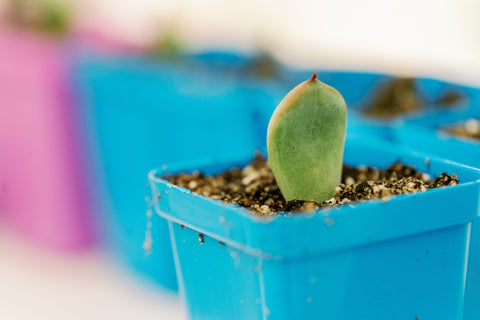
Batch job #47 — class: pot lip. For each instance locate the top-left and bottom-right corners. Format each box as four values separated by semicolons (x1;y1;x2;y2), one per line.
395;110;480;147
148;137;480;258
351;96;473;126
149;139;480;216
149;156;480;222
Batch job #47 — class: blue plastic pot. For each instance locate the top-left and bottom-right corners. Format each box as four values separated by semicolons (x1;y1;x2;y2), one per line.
321;73;478;141
74;54;267;290
391;107;480;320
393;107;480;169
149;136;480;320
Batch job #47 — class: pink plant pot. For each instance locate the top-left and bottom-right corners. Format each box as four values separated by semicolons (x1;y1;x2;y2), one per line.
0;28;95;251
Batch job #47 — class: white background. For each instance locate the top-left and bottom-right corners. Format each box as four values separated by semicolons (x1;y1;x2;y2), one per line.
74;0;480;85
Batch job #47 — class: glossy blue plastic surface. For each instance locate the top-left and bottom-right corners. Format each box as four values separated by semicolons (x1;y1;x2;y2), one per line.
149;136;480;320
392;107;480;320
75;54;266;290
393;108;480;169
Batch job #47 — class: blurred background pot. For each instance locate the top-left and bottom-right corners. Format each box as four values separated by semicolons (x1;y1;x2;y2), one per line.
0;28;95;251
74;52;273;290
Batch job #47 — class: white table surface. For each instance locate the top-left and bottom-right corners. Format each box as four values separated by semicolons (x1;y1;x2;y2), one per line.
0;226;185;320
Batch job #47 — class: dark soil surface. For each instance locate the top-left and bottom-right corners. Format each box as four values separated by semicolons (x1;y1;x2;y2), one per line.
363;78;466;119
165;155;459;216
436;91;465;106
363;78;423;118
442;119;480;141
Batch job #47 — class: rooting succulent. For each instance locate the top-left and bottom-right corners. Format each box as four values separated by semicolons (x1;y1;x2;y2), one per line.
267;71;347;203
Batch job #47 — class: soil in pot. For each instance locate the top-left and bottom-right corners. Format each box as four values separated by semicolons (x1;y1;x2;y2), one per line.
362;78;466;119
442;118;480;141
164;154;459;216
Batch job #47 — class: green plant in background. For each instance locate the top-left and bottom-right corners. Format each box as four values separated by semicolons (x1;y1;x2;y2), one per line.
247;50;281;79
8;0;70;35
267;71;347;203
151;28;185;61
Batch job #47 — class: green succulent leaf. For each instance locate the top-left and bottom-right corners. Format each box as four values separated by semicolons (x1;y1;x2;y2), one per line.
267;71;347;203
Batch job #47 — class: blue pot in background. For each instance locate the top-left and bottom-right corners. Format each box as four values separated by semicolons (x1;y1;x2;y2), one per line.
165;54;480;146
255;69;480;143
392;107;480;169
74;53;268;290
149;136;480;320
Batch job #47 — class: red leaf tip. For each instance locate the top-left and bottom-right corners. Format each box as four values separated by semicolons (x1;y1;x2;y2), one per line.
309;70;317;81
